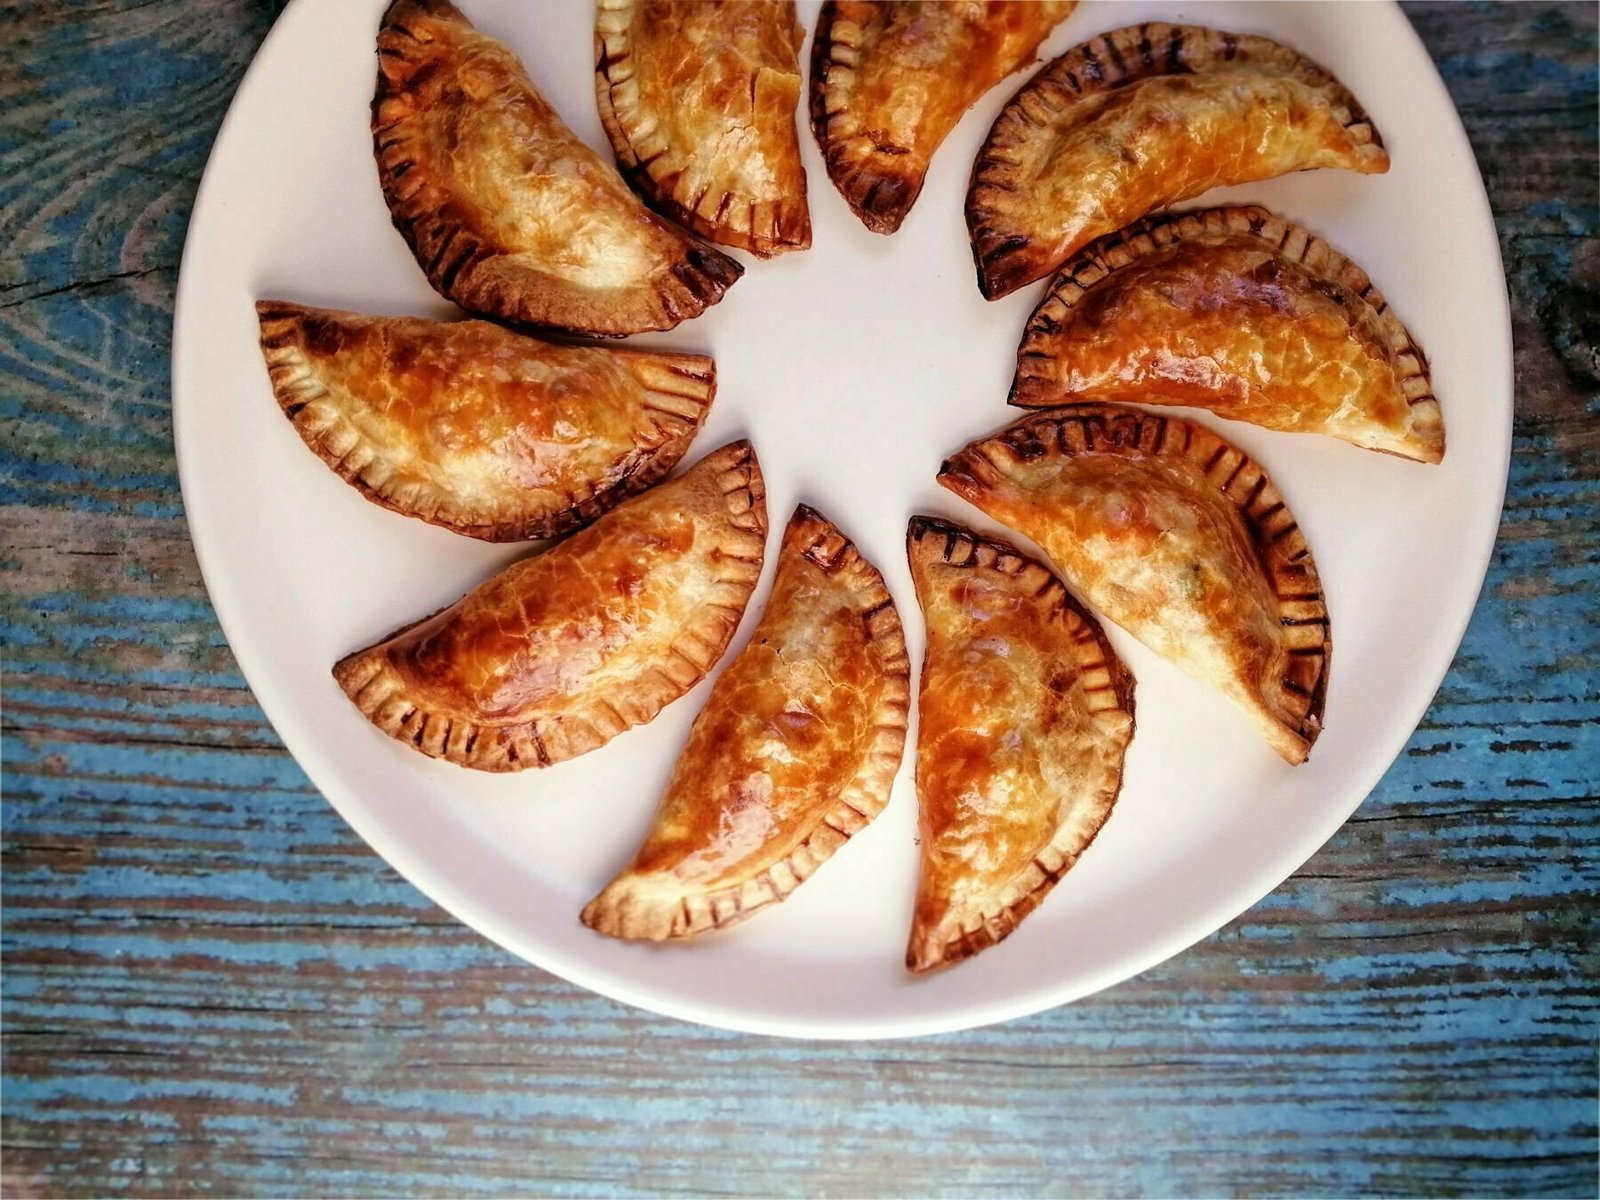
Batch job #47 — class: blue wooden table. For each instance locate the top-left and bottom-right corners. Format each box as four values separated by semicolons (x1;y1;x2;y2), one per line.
3;2;1596;1195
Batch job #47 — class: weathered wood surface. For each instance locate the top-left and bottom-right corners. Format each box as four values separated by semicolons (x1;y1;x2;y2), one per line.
1;0;1596;1195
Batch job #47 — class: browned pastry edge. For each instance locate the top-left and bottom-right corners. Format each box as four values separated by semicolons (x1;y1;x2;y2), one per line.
595;0;811;257
937;405;1329;763
255;300;716;541
372;0;742;337
1008;205;1444;464
966;22;1390;300
807;0;920;235
331;440;768;772
580;503;911;940
905;515;1135;972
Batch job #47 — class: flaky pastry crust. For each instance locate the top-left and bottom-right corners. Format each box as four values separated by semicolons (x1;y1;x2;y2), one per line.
596;0;811;257
1011;207;1443;463
334;441;767;771
940;406;1330;764
906;517;1134;972
257;300;715;540
373;0;741;336
967;22;1389;299
583;505;909;940
810;1;1076;234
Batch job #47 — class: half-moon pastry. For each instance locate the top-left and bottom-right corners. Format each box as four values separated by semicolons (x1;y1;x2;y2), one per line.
596;0;811;257
906;517;1134;973
257;300;716;540
967;22;1389;299
810;1;1077;235
939;406;1329;764
334;441;766;771
583;505;909;940
373;0;741;336
1010;207;1443;463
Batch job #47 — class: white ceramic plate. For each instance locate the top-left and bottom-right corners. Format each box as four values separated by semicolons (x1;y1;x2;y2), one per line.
174;0;1510;1038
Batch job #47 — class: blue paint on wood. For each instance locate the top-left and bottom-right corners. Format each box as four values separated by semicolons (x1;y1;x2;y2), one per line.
2;0;1596;1195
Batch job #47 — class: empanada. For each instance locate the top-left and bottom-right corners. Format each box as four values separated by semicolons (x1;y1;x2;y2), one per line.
1010;207;1443;463
967;22;1389;299
257;300;715;540
374;0;741;337
940;406;1329;764
596;0;811;257
906;517;1134;972
810;1;1077;234
334;441;766;771
583;505;909;940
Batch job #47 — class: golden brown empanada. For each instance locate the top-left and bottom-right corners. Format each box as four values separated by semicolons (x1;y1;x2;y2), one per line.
967;23;1389;299
583;505;909;940
810;1;1077;235
940;406;1329;764
373;0;741;336
1010;207;1443;463
596;0;811;257
906;517;1134;972
256;300;716;541
334;441;766;771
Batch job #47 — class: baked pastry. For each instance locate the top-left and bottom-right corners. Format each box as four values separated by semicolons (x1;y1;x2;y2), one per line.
334;441;766;771
596;0;811;257
967;22;1389;299
906;517;1134;972
373;0;741;336
1010;207;1443;463
256;300;716;540
583;505;909;940
810;1;1076;234
940;406;1329;764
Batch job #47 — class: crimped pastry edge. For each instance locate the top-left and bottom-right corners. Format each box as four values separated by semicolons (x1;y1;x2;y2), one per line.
939;405;1330;764
581;502;911;940
256;300;716;540
332;440;768;772
595;0;811;257
1009;205;1444;464
373;0;741;337
904;515;1135;972
965;21;1390;299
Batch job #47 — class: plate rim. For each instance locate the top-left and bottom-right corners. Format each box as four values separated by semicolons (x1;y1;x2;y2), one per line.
172;0;1513;1040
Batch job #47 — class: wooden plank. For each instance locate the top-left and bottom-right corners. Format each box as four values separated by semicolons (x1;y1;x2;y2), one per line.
2;1;1596;1196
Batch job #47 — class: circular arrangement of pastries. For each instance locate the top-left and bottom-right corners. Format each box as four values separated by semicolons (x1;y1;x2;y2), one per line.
260;0;1438;974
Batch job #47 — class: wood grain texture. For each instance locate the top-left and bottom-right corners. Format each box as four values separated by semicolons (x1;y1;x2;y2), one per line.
2;1;1596;1196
